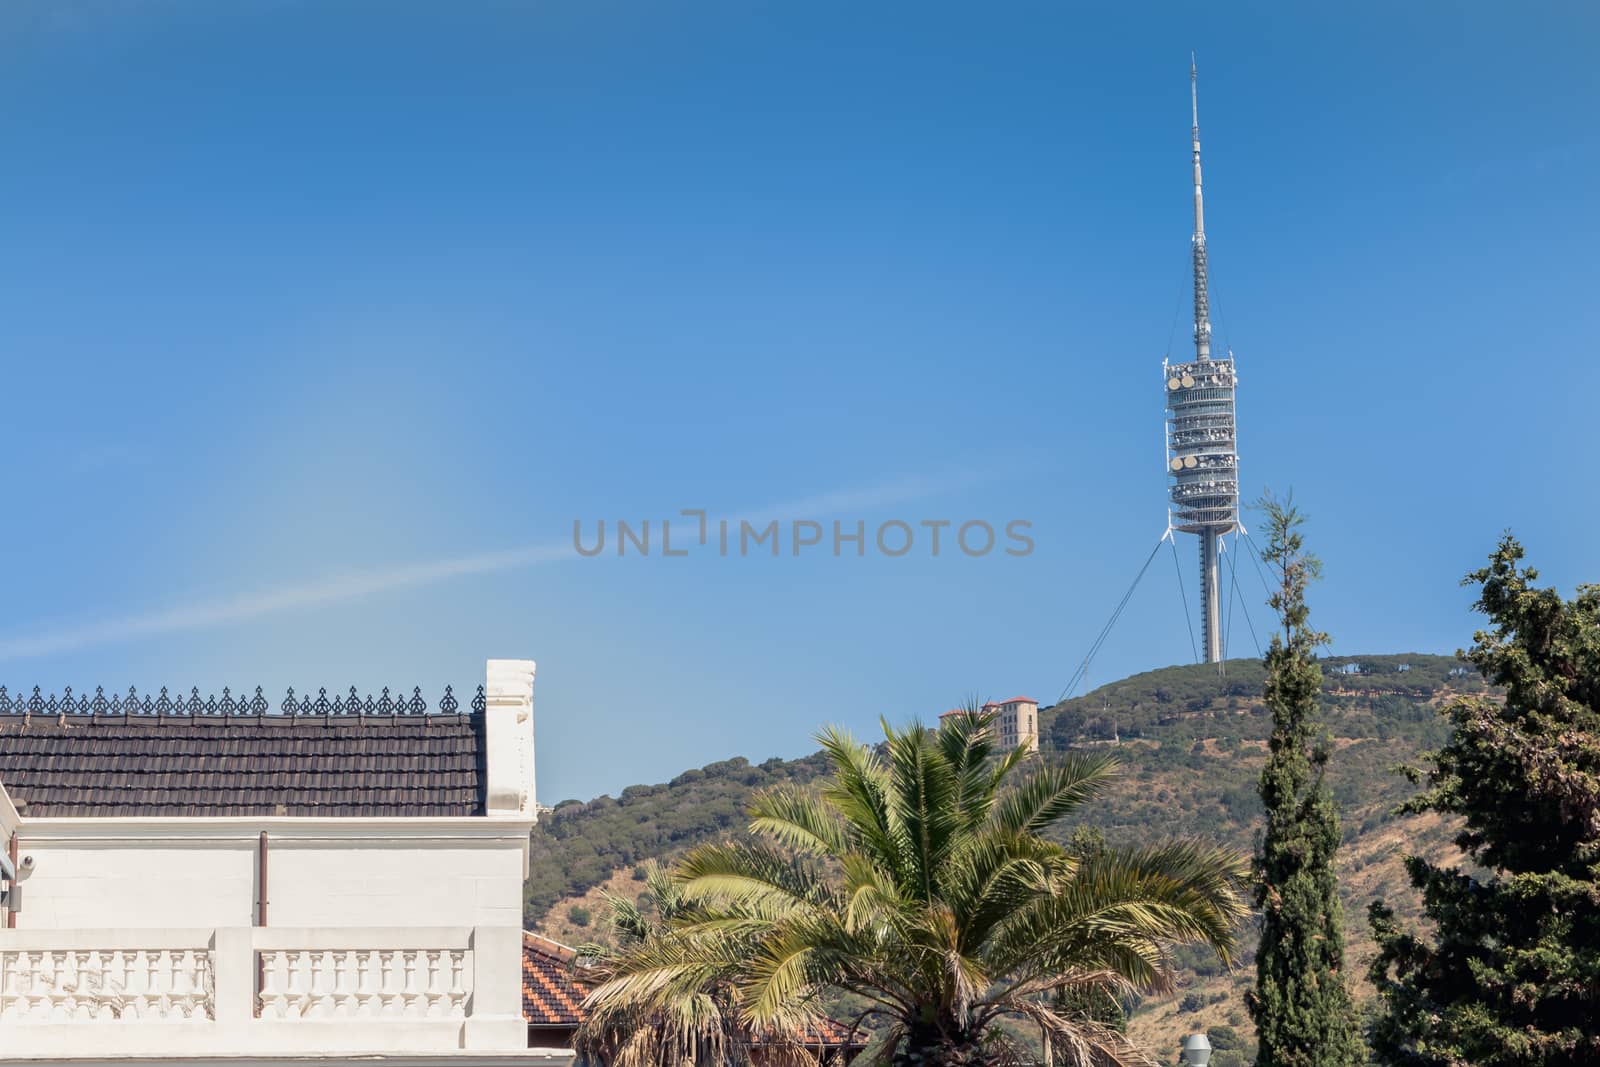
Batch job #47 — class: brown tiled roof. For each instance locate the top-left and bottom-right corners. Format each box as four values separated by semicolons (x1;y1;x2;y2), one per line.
0;712;486;817
523;932;591;1026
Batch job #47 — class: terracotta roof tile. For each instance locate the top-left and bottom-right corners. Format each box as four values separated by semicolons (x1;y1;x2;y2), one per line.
754;1016;870;1050
523;932;592;1026
792;1016;869;1048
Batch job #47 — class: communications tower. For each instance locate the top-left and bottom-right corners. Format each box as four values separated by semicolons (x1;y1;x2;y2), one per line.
1164;59;1239;663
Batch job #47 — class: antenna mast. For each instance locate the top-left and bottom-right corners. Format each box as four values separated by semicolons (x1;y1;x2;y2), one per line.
1191;55;1211;362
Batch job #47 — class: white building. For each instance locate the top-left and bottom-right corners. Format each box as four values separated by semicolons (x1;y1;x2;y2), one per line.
939;696;1040;754
986;696;1040;753
0;659;571;1067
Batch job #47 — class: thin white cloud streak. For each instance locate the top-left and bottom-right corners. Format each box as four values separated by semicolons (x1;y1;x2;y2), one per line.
0;543;574;661
0;475;971;661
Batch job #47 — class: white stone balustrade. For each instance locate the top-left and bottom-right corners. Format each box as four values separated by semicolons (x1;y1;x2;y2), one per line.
0;926;537;1059
255;932;471;1019
0;938;214;1021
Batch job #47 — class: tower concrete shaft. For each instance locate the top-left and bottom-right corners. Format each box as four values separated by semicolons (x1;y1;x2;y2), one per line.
1200;529;1222;663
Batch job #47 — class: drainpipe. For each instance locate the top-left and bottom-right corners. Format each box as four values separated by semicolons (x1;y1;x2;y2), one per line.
255;831;268;1016
6;831;17;928
256;832;268;926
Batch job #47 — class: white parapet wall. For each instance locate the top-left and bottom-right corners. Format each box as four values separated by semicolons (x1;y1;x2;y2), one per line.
0;825;541;1057
10;817;531;931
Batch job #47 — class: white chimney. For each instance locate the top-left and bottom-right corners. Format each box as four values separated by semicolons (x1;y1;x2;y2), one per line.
483;659;537;818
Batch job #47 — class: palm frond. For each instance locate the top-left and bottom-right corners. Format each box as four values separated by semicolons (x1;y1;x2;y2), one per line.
1001;994;1160;1067
986;838;1249;987
600;887;655;944
884;717;966;902
934;707;1013;829
1074;839;1251;963
644;859;688;921
677;840;832;915
838;851;914;936
741;920;826;1021
749;785;852;857
992;752;1120;837
942;829;1070;949
814;725;909;880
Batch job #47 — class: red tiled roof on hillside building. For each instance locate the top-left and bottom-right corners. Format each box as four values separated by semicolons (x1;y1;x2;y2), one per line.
771;1015;868;1049
523;932;592;1026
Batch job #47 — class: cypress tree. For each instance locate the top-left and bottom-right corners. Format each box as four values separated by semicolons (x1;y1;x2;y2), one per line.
1368;537;1600;1065
1247;498;1364;1067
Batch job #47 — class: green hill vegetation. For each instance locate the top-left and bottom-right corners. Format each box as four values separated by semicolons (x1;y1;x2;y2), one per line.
524;751;836;928
524;652;1487;1050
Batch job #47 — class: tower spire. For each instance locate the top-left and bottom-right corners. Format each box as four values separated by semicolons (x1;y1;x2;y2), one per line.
1191;55;1212;361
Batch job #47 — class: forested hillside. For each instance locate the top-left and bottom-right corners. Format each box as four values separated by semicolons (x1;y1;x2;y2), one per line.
523;751;836;927
524;652;1487;1052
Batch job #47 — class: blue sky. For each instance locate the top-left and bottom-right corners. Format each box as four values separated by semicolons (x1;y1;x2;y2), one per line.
0;2;1596;800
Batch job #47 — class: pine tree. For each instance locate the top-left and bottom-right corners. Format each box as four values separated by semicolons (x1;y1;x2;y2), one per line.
1368;536;1600;1065
1246;498;1364;1067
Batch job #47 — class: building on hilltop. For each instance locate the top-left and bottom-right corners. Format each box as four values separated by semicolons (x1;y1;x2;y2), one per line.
0;659;567;1066
987;696;1040;753
939;696;1040;754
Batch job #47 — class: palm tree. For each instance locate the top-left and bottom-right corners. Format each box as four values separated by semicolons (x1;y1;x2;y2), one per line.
584;711;1250;1066
577;861;767;1066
